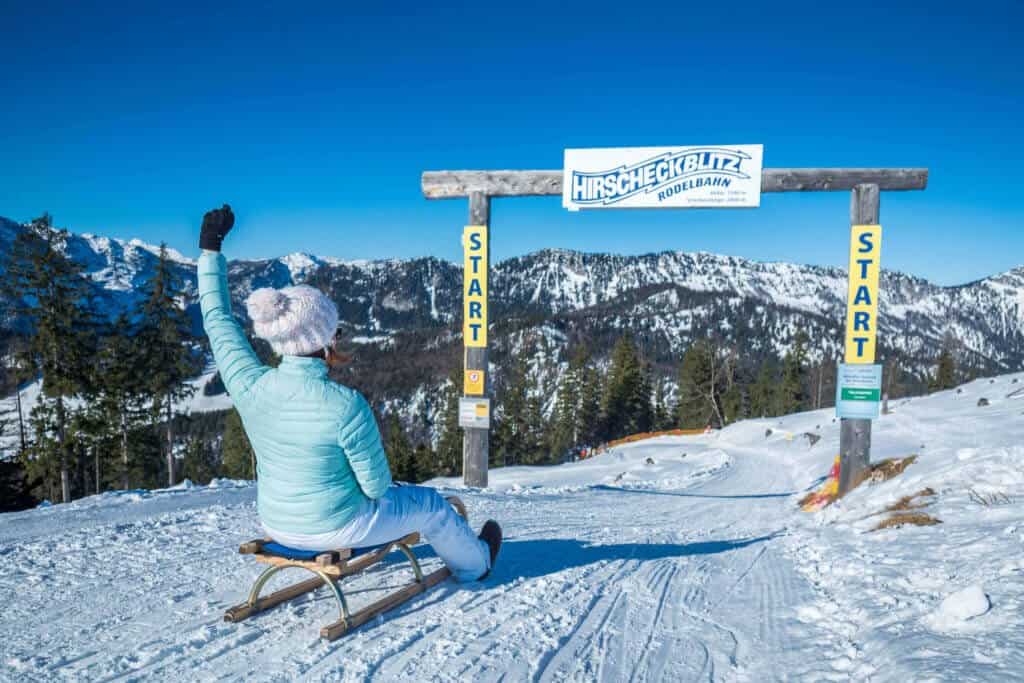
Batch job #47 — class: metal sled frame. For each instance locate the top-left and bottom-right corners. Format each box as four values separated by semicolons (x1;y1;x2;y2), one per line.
224;496;467;641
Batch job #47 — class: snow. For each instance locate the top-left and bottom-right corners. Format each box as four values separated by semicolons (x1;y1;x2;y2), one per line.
179;363;235;414
926;585;991;630
127;239;195;266
350;335;394;346
279;252;322;281
2;373;1024;680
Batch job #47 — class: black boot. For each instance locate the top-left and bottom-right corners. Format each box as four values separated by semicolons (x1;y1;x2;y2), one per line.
477;520;502;580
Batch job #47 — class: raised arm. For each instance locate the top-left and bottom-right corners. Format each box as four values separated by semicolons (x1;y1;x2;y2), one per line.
338;392;393;499
197;205;267;404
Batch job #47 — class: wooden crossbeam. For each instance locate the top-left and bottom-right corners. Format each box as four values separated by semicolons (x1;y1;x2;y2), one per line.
422;168;928;198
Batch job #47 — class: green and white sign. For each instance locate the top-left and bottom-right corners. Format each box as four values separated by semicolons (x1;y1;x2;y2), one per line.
835;363;883;419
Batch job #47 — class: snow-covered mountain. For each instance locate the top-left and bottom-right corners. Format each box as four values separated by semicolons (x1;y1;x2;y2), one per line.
2;216;1021;376
0;216;197;312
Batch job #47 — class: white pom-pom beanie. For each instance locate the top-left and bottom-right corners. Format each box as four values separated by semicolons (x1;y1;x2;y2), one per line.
245;285;339;357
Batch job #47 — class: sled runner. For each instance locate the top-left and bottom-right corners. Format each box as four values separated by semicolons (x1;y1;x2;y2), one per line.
224;496;468;640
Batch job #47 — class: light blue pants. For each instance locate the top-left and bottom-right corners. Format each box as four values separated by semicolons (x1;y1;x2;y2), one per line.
265;485;490;582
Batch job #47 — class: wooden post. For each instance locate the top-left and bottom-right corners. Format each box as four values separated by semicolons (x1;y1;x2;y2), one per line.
838;183;880;496
464;192;490;488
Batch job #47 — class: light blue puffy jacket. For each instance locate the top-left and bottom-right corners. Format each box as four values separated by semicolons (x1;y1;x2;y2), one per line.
198;251;392;535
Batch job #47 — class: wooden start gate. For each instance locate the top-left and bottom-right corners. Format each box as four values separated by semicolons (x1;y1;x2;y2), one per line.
421;166;928;495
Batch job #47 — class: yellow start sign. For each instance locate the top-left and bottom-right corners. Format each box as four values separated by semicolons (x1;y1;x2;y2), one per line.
464;368;485;396
844;224;882;364
463;225;488;347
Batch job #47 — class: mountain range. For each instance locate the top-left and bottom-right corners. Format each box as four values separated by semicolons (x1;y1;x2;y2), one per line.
2;215;1022;432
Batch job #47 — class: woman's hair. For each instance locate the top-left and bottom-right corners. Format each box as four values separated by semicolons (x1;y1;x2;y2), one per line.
299;347;354;366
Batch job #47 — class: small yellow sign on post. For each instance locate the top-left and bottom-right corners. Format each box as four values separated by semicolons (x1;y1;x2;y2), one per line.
464;368;485;396
844;224;882;364
463;225;488;348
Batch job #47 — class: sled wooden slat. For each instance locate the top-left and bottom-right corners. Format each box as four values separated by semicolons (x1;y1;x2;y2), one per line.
238;539;269;554
320;566;452;641
350;532;419;566
247;552;348;577
224;574;329;622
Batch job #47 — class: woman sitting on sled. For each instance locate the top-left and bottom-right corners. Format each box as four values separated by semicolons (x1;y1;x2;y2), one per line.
197;204;501;583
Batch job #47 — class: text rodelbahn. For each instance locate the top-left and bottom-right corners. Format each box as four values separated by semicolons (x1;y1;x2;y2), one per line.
570;148;754;205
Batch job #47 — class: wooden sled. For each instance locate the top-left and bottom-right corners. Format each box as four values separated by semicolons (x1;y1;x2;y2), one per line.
224;496;467;641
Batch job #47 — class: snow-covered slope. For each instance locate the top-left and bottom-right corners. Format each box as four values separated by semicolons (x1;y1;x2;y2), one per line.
2;373;1022;681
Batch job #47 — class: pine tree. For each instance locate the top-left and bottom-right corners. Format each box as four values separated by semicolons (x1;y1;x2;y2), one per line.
410;402;434;455
601;334;652;440
750;361;777;417
413;442;437;480
0;459;35;512
931;334;957;392
68;402;106;495
383;412;417;482
3;215;98;502
1;338;31;455
717;346;744;426
182;437;218;485
221;408;256;479
137;244;196;486
489;412;510;468
652;378;672;430
675;339;722;429
635;361;654;433
434;369;462;476
494;353;531;466
721;383;744;425
550;351;586;458
23;399;62;502
777;331;809;415
91;314;150;489
522;393;547;464
0;405;8;456
576;365;603;447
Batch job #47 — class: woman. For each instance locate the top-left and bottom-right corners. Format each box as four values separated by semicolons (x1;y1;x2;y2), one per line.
197;204;501;582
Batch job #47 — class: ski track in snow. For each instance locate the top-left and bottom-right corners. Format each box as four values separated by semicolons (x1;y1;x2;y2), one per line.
3;374;1024;681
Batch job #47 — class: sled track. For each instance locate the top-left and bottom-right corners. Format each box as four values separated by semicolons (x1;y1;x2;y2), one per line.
1;437;825;681
8;377;1024;681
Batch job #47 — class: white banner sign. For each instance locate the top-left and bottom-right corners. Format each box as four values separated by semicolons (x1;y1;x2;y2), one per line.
563;145;763;210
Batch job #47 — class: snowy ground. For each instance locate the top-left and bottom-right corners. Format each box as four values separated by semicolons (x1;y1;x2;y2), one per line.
2;373;1023;682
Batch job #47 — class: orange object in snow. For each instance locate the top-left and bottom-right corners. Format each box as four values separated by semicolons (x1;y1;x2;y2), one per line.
801;456;841;512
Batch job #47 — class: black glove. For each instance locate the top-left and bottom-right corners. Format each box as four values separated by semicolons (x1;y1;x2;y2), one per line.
199;204;235;251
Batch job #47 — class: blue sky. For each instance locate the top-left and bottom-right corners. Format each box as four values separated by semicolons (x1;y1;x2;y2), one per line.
2;1;1021;285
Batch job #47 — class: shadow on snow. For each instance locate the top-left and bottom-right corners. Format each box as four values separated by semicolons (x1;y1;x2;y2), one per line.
496;533;778;582
590;484;796;500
